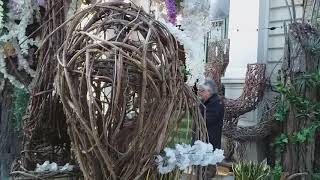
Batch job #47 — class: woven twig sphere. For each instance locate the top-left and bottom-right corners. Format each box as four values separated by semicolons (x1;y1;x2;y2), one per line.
56;2;206;179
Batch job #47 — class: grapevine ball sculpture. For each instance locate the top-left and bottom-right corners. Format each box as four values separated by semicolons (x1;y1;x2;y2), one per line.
55;2;206;179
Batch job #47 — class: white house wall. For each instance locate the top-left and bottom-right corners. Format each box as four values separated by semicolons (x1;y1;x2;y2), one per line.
267;0;304;83
222;0;260;128
221;0;304;161
224;0;260;80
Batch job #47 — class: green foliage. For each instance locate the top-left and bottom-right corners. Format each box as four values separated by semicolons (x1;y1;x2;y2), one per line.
12;87;29;130
272;27;320;177
274;100;288;122
315;164;320;173
313;174;320;180
304;35;320;54
273;73;320;151
269;161;282;180
180;65;191;80
166;113;192;147
175;0;183;11
181;65;191;76
296;70;320;89
272;68;320;178
275;83;289;95
272;133;288;153
233;160;270;180
292;125;318;144
312;70;320;86
314;164;320;180
314;166;320;179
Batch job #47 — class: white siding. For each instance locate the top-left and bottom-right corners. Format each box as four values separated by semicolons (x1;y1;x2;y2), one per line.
270;0;303;8
225;0;260;79
267;0;303;82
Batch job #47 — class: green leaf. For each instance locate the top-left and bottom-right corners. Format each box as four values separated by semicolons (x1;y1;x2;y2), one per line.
296;132;307;143
274;112;285;122
282;138;288;143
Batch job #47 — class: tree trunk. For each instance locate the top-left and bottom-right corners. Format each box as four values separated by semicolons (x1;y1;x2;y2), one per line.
282;23;318;180
315;130;320;173
283;107;314;180
0;82;22;179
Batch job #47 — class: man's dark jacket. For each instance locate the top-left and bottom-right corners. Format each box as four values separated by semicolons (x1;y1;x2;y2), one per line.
200;94;224;149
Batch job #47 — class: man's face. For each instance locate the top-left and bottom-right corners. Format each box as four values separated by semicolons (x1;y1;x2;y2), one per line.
198;87;211;101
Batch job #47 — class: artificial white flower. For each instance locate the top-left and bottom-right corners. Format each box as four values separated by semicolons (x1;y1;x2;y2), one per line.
35;161;75;172
35;161;50;172
156;155;176;174
157;161;176;174
164;147;177;164
161;0;221;85
48;162;58;171
160;19;206;85
189;140;208;165
210;149;225;164
60;163;74;172
175;144;191;170
156;141;224;174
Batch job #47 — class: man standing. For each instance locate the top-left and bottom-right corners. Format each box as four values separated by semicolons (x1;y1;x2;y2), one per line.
198;79;224;149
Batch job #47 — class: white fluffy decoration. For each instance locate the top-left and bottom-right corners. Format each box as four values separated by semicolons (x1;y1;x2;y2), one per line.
35;161;74;172
160;0;219;85
180;0;213;39
0;51;25;89
0;0;4;31
0;0;39;79
0;0;40;87
156;140;224;174
160;19;205;85
4;0;39;54
13;40;36;77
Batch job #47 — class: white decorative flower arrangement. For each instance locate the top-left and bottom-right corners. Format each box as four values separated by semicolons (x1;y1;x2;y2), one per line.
155;140;224;174
35;161;74;172
159;19;204;85
0;0;41;89
180;0;213;39
0;0;82;89
0;0;4;31
161;0;218;85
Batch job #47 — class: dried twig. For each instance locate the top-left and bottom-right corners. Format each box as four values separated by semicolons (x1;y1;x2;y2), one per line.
286;172;308;180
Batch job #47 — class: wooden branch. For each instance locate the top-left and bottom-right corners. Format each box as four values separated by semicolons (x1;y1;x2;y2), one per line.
286;172;308;180
11;171;45;180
